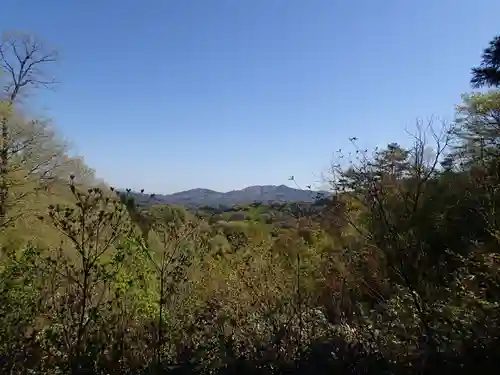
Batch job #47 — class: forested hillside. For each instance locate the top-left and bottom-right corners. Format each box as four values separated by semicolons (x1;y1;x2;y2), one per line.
130;184;326;208
1;31;500;375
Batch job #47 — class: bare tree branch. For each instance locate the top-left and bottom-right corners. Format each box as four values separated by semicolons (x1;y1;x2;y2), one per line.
0;31;58;103
0;32;58;226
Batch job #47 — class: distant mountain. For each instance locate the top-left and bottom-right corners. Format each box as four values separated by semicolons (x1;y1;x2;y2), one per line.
129;185;329;208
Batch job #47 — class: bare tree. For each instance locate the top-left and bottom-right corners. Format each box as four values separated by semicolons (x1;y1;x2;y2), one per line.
0;32;57;102
0;32;58;225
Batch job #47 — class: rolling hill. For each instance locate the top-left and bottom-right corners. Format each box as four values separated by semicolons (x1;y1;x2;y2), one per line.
129;185;329;208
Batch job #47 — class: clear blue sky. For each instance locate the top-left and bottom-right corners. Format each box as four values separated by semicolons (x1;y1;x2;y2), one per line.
1;0;499;193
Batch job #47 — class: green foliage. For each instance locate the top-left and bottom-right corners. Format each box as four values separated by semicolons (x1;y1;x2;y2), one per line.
453;91;500;167
2;30;500;375
471;35;500;88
